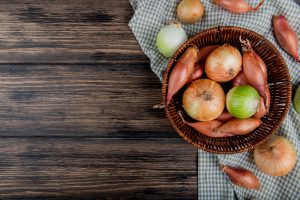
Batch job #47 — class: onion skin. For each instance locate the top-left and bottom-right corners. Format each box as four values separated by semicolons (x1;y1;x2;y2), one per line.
213;0;265;13
167;46;198;105
217;118;261;135
254;136;297;176
240;38;268;81
197;45;220;62
253;51;268;82
216;111;234;122
177;0;205;24
221;165;260;190
242;51;267;99
253;96;267;118
156;23;188;58
178;111;230;137
205;45;242;82
182;79;225;121
232;71;248;87
273;15;299;61
188;62;204;82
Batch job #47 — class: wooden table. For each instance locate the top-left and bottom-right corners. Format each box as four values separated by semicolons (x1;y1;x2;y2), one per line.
0;0;197;199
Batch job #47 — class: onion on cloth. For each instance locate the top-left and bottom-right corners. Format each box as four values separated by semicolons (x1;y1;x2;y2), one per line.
254;136;297;176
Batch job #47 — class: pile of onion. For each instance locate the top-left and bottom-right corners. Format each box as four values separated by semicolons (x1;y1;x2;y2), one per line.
166;44;266;139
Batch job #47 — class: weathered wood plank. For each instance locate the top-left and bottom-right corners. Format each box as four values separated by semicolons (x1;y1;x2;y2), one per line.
0;138;197;200
0;0;145;64
0;64;174;138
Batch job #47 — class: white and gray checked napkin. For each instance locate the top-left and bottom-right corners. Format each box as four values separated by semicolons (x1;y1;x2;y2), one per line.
128;0;300;199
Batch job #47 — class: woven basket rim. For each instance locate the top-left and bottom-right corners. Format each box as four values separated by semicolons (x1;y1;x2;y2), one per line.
162;26;292;154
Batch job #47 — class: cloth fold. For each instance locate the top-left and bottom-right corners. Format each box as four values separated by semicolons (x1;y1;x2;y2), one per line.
129;0;300;199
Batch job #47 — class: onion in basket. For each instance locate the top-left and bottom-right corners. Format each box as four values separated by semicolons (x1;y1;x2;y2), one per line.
182;79;225;121
205;45;242;82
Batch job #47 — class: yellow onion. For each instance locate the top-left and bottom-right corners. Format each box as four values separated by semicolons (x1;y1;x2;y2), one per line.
177;0;205;24
182;79;225;121
254;136;297;176
205;45;242;82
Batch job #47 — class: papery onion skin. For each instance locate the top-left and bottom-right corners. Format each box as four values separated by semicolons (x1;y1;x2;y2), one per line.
205;45;242;82
217;118;261;135
221;165;260;190
177;0;205;24
156;23;188;58
213;0;265;13
182;79;225;121
273;15;299;61
240;38;268;81
216;111;234;122
188;62;204;83
197;45;220;62
167;46;198;105
254;136;297;176
232;71;248;87
253;51;268;82
226;85;260;119
178;111;230;137
242;50;268;100
253;96;267;118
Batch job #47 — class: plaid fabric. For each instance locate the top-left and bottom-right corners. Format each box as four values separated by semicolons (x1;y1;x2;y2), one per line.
128;0;300;199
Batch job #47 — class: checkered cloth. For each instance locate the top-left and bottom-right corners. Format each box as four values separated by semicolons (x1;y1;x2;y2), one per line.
128;0;300;199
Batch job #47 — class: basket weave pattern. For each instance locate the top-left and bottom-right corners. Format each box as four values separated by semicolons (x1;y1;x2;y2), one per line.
162;26;292;154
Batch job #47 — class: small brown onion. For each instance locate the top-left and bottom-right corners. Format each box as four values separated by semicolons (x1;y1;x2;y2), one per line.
205;45;242;82
221;164;260;190
188;62;204;82
273;15;299;61
213;0;265;13
178;111;230;137
217;118;261;135
232;71;248;87
216;111;234;122
182;79;225;121
254;136;297;176
166;46;198;105
197;45;220;62
177;0;205;24
253;96;267;118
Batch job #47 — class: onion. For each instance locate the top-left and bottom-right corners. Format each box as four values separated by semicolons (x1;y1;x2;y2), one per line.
177;0;205;24
217;118;261;135
221;165;260;190
205;45;242;82
240;38;268;81
197;45;220;62
188;62;204;83
216;111;234;122
232;71;248;87
166;46;198;105
273;15;299;61
294;85;300;114
178;111;229;137
156;23;188;58
182;79;225;121
213;0;265;13
254;136;297;176
226;85;260;119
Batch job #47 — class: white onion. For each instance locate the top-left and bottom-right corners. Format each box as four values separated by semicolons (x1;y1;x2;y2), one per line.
156;23;188;58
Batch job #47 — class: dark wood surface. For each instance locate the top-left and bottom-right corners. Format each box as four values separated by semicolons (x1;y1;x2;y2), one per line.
0;1;197;199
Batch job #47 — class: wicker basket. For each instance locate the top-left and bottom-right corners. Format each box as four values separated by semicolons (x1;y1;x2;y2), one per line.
162;26;292;154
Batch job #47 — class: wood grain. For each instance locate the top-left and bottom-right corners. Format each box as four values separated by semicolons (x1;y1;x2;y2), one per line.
0;138;197;200
0;0;197;199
